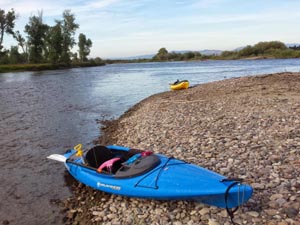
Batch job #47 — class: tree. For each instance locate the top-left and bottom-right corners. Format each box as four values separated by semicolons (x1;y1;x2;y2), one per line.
46;21;63;64
9;45;24;64
238;45;254;57
168;52;180;61
159;47;168;54
13;30;26;54
0;49;9;64
252;41;286;55
153;47;169;61
78;33;92;62
0;8;16;52
25;11;49;63
60;10;79;64
183;51;195;60
94;57;103;64
71;52;79;63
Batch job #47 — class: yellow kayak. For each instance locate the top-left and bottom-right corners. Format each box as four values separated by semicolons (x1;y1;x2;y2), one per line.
170;80;189;90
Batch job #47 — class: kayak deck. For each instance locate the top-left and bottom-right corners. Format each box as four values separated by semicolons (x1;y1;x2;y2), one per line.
60;145;253;209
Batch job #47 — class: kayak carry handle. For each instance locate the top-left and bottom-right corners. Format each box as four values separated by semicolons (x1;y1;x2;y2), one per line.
221;178;244;182
74;144;83;157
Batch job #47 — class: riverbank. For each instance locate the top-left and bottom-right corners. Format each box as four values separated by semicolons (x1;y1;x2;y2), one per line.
63;72;300;225
0;61;105;73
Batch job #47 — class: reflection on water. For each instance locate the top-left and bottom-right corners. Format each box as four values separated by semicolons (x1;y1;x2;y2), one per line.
1;59;300;224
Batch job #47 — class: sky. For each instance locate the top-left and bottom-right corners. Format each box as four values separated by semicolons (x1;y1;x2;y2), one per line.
2;0;300;58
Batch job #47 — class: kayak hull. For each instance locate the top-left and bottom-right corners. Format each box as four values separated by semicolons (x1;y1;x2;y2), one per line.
62;146;253;208
170;80;189;90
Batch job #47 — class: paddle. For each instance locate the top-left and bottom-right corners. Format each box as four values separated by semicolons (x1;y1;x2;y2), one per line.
47;144;84;163
47;154;67;162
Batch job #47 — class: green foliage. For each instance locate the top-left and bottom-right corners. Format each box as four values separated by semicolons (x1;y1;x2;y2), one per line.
46;22;63;64
0;60;105;73
21;9;80;65
93;57;103;64
152;48;204;61
0;8;104;70
60;10;79;64
152;47;169;61
0;63;62;73
25;11;49;63
238;45;254;57
0;8;16;52
265;48;300;58
150;41;300;63
78;33;92;62
13;31;26;55
9;46;24;64
0;50;9;64
218;41;298;60
252;41;286;55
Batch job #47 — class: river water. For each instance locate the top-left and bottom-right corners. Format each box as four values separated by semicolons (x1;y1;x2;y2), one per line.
1;59;300;224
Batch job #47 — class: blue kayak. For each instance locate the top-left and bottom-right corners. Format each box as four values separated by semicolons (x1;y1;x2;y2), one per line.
48;145;253;209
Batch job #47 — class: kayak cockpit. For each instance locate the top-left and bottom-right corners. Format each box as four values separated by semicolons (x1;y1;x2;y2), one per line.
66;145;161;178
85;145;124;173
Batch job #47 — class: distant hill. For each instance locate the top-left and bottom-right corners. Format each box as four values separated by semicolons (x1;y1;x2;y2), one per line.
165;49;222;56
286;43;300;48
124;54;154;60
199;49;222;56
233;46;246;51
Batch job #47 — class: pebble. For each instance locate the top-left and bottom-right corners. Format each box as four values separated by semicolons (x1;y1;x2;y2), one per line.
208;219;220;225
265;209;279;216
199;208;210;216
92;211;103;216
173;221;183;225
282;207;299;218
2;220;9;225
277;222;288;225
247;211;259;217
251;183;265;190
270;194;283;201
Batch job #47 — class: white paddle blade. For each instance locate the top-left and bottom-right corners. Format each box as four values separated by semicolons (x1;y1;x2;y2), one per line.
47;154;67;162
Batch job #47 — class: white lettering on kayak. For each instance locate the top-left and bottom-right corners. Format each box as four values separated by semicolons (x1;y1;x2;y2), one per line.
97;182;121;191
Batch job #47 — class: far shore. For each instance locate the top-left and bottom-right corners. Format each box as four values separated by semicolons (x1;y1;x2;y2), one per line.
1;56;299;73
0;62;105;73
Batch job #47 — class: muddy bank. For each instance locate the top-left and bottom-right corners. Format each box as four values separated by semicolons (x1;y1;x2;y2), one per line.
64;72;300;225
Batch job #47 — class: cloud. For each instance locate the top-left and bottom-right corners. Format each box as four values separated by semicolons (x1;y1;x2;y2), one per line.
84;0;119;9
193;0;227;8
3;0;300;58
2;0;61;16
2;0;120;18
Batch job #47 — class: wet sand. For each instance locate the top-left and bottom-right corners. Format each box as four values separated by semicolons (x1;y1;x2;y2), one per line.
64;72;300;224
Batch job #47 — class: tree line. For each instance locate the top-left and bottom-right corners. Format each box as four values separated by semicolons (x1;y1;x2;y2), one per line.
0;8;101;66
150;41;300;62
220;41;300;59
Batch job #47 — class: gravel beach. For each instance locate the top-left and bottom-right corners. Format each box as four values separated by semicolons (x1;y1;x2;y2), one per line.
63;72;300;225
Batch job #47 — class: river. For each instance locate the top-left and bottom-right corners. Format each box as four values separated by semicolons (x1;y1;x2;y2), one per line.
1;59;300;225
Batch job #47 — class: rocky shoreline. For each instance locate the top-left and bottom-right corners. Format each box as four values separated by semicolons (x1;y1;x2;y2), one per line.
63;72;300;225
